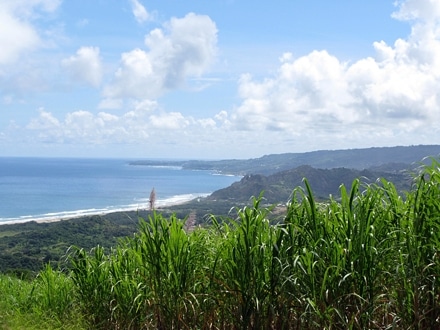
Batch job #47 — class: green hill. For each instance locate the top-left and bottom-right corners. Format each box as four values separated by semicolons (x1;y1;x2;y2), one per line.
208;165;412;203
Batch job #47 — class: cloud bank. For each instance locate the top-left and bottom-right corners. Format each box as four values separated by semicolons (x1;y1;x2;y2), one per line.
3;0;440;158
225;0;440;151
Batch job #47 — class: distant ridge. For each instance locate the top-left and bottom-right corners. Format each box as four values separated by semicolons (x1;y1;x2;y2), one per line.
254;144;440;170
131;145;440;175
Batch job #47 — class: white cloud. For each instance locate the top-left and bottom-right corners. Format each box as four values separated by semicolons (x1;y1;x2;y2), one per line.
103;13;217;99
24;101;186;145
62;47;103;87
130;0;152;23
7;0;440;158
16;100;277;158
20;0;440;158
27;108;60;130
132;99;158;113
392;0;440;23
231;50;355;132
98;98;123;110
150;112;189;130
0;10;39;64
0;0;61;64
216;0;440;151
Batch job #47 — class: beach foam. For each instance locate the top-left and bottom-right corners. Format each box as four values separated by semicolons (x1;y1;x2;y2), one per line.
0;193;209;226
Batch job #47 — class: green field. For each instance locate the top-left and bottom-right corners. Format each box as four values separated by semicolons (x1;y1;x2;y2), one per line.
1;161;439;329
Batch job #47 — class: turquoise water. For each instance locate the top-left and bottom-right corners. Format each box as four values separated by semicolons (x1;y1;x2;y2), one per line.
0;158;240;223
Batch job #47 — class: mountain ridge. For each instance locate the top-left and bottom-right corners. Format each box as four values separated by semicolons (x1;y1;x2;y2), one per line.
130;145;440;175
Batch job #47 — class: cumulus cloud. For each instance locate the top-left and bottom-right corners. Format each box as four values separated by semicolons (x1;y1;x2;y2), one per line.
392;0;440;23
26;108;135;144
9;0;440;158
150;112;189;130
27;108;60;130
0;0;60;64
0;9;39;64
24;100;197;145
231;50;355;132
220;0;440;151
62;47;103;87
130;0;152;23
17;97;251;158
19;99;262;158
103;13;217;99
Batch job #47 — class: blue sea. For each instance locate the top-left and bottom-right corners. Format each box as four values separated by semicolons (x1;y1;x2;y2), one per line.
0;158;240;224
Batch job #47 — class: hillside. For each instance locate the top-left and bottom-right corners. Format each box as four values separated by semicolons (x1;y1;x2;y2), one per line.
130;145;440;175
208;165;413;203
0;145;434;276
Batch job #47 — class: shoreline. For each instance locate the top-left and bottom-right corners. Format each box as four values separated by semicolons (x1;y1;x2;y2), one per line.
0;193;208;226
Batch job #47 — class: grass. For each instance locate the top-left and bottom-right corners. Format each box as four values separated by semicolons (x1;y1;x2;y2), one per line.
0;268;86;330
1;160;440;329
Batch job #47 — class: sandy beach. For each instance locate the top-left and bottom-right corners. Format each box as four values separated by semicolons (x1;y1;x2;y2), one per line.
0;193;206;226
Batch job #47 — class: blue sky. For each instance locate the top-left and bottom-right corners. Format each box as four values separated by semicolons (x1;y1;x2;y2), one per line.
1;0;439;159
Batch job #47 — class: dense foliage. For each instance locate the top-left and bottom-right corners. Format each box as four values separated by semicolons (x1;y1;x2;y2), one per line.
0;202;237;277
1;161;440;329
0;214;142;277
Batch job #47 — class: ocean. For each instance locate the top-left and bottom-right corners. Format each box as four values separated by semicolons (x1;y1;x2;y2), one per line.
0;157;241;224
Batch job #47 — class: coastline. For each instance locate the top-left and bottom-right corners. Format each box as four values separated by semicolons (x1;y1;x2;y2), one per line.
0;193;208;226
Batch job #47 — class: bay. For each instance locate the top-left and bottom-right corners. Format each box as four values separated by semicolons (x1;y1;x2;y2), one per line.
0;157;240;224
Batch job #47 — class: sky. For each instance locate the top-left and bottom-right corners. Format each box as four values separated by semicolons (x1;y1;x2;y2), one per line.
1;0;439;159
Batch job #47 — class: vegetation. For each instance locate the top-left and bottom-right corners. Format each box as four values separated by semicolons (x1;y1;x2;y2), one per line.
0;266;86;329
208;165;413;203
0;163;420;277
0;214;143;277
1;160;440;329
130;144;440;175
0;203;237;277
